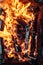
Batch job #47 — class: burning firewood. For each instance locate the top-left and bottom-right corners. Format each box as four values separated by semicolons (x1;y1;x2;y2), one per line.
0;0;38;64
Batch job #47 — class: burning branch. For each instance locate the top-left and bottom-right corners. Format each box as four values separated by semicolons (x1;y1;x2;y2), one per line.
0;0;37;62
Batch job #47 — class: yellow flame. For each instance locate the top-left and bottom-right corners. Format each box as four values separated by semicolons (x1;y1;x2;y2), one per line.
0;0;35;61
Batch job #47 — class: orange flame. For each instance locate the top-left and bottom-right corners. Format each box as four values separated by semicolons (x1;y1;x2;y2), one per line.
0;0;35;61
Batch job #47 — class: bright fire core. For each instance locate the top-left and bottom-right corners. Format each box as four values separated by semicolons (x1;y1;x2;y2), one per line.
0;0;36;62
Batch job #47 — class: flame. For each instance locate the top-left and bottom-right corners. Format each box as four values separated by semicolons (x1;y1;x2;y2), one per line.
0;0;36;62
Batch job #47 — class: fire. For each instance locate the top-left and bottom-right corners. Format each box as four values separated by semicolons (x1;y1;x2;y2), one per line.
0;0;35;62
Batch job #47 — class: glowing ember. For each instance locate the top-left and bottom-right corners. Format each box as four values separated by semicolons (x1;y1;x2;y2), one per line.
0;0;36;62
